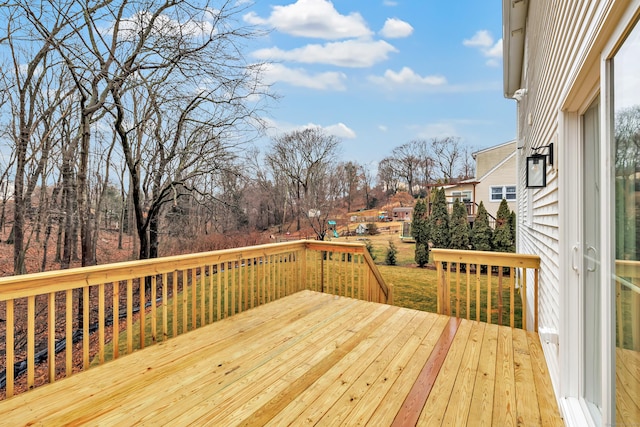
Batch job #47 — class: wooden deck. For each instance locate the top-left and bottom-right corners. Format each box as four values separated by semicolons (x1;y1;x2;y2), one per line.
0;291;563;426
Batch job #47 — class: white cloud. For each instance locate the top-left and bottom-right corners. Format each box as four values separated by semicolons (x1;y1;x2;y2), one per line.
464;30;502;67
380;18;413;39
262;63;347;90
368;67;447;87
463;30;493;48
378;125;388;132
383;0;398;5
243;0;372;40
252;39;397;68
263;120;356;140
324;122;357;139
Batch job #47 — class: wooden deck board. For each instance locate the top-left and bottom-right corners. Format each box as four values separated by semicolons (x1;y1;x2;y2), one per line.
417;319;473;425
468;323;499;426
0;290;563;426
440;320;486;426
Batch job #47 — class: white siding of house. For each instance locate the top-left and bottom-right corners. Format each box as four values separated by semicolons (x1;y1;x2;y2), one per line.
513;0;631;408
475;153;516;219
475;141;516;178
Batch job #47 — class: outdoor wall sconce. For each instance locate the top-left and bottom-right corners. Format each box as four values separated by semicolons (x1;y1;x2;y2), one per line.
526;143;553;188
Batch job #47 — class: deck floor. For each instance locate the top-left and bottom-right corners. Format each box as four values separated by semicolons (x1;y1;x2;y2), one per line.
0;290;563;426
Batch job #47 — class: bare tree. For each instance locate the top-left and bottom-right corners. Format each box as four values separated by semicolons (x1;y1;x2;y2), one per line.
265;127;341;234
360;162;376;209
377;156;400;195
337;161;361;212
431;136;462;183
0;3;78;273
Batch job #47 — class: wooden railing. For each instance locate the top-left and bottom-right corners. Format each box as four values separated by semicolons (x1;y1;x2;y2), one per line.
431;249;540;331
0;240;391;399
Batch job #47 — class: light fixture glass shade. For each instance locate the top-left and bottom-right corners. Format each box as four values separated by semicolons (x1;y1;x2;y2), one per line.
526;154;546;188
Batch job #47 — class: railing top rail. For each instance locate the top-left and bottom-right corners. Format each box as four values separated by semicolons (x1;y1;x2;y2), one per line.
431;248;540;269
305;240;369;252
0;240;308;301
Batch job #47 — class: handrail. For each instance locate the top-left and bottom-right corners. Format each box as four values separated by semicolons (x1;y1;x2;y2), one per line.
431;249;540;331
0;240;390;400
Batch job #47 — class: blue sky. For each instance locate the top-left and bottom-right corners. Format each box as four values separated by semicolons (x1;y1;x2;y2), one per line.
243;0;516;166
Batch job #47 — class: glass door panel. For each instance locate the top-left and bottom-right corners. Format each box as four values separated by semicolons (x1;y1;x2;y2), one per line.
613;19;640;426
583;98;601;423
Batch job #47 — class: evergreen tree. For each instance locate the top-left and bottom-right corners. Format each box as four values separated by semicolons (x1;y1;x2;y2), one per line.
449;199;470;249
411;198;430;266
493;199;515;252
509;210;517;247
365;239;376;260
471;201;493;251
415;243;429;267
385;240;398;265
429;188;450;248
411;198;429;244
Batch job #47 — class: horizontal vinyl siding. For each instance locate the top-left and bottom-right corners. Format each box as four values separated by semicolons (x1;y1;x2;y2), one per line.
517;0;610;396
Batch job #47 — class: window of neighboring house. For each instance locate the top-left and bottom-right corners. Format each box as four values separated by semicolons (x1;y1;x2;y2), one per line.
452;191;472;202
490;185;516;201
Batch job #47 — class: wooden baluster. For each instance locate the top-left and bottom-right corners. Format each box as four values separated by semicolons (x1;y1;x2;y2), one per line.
111;281;119;357
455;262;461;317
83;287;89;369
238;260;243;312
151;275;157;343
510;268;515;328
27;295;35;389
127;279;133;354
191;268;197;328
182;270;188;330
48;292;56;382
99;283;105;364
200;266;205;324
6;299;14;397
476;264;481;322
172;271;178;337
162;273;168;341
487;265;492;324
466;265;471;320
139;278;146;349
498;267;503;326
217;264;222;321
231;262;236;315
209;265;215;322
249;258;254;309
522;269;527;331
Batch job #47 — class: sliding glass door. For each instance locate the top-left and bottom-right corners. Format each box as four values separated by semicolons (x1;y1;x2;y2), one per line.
612;18;640;426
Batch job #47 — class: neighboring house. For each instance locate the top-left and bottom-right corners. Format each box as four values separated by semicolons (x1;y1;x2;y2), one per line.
391;206;412;221
472;140;517;216
443;140;517;219
503;1;639;425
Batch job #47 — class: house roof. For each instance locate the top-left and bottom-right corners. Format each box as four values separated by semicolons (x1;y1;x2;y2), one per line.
472;139;516;159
